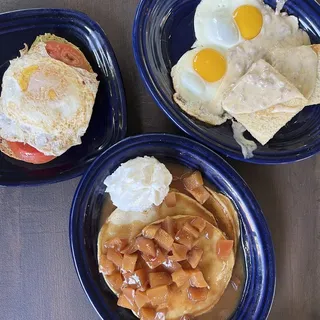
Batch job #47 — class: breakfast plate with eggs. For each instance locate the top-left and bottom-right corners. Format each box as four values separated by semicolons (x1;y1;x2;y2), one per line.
133;0;320;163
0;9;126;185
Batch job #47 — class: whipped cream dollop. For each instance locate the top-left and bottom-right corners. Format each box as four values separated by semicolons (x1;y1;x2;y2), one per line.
104;156;173;212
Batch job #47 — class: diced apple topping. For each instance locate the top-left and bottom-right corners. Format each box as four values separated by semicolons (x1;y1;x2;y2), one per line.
134;290;150;309
155;228;174;251
216;239;234;260
99;255;116;275
123;269;148;290
162;216;175;237
140;307;156;320
146;285;169;307
102;215;217;317
136;237;156;257
183;171;204;191
155;308;167;320
107;272;123;292
121;242;138;255
172;268;189;287
188;186;210;204
162;257;182;273
190;217;207;233
121;253;138;273
149;272;172;288
164;192;177;208
171;243;189;261
175;229;194;250
183;222;200;239
189;270;209;288
117;293;133;309
187;247;203;269
142;224;161;239
142;248;166;269
187;287;209;302
107;248;123;268
204;222;214;240
122;287;136;306
105;237;128;252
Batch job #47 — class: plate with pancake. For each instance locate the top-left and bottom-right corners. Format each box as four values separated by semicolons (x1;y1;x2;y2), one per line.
70;134;275;320
0;8;126;185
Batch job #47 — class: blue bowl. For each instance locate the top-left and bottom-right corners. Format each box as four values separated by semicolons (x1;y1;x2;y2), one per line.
70;133;275;320
133;0;320;164
0;8;126;185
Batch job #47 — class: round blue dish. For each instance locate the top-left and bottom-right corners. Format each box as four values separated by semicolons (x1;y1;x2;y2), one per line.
133;0;320;164
0;8;126;185
70;134;275;320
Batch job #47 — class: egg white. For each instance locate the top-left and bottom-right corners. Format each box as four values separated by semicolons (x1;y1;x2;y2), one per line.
0;42;99;156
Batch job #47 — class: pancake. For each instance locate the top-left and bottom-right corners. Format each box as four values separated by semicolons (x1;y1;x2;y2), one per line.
203;187;240;252
98;215;235;320
98;191;218;244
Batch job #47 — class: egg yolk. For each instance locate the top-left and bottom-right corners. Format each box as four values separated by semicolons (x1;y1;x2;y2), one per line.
193;49;227;83
233;5;263;40
18;65;39;91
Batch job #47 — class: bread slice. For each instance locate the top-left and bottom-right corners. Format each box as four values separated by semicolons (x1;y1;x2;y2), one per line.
0;138;19;161
222;59;307;115
308;44;320;106
232;104;305;145
230;45;320;145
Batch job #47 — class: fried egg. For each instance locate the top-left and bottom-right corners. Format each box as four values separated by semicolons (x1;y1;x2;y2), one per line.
171;46;230;125
194;0;266;48
0;42;99;156
194;0;304;49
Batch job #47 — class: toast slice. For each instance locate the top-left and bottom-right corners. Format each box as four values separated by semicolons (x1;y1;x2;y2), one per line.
0;138;19;161
229;45;320;145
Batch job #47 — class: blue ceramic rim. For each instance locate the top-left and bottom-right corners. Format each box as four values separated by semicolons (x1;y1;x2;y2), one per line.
0;8;127;186
69;133;276;320
132;0;320;165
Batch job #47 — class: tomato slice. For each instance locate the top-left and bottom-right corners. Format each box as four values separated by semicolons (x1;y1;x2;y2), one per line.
45;41;91;72
6;140;55;164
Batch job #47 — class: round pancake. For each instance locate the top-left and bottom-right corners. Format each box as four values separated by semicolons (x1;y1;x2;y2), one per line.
203;187;240;252
98;215;235;320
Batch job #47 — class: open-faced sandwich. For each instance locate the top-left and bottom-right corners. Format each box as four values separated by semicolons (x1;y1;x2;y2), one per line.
97;156;244;320
0;33;99;164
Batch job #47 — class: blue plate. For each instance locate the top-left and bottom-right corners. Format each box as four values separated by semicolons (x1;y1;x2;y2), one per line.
133;0;320;164
70;134;275;320
0;8;126;185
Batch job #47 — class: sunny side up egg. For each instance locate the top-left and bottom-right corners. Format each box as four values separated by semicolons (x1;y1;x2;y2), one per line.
194;0;265;48
0;42;99;156
171;46;230;125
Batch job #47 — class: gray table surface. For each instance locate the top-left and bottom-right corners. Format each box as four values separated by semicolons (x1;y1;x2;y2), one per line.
0;0;319;319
